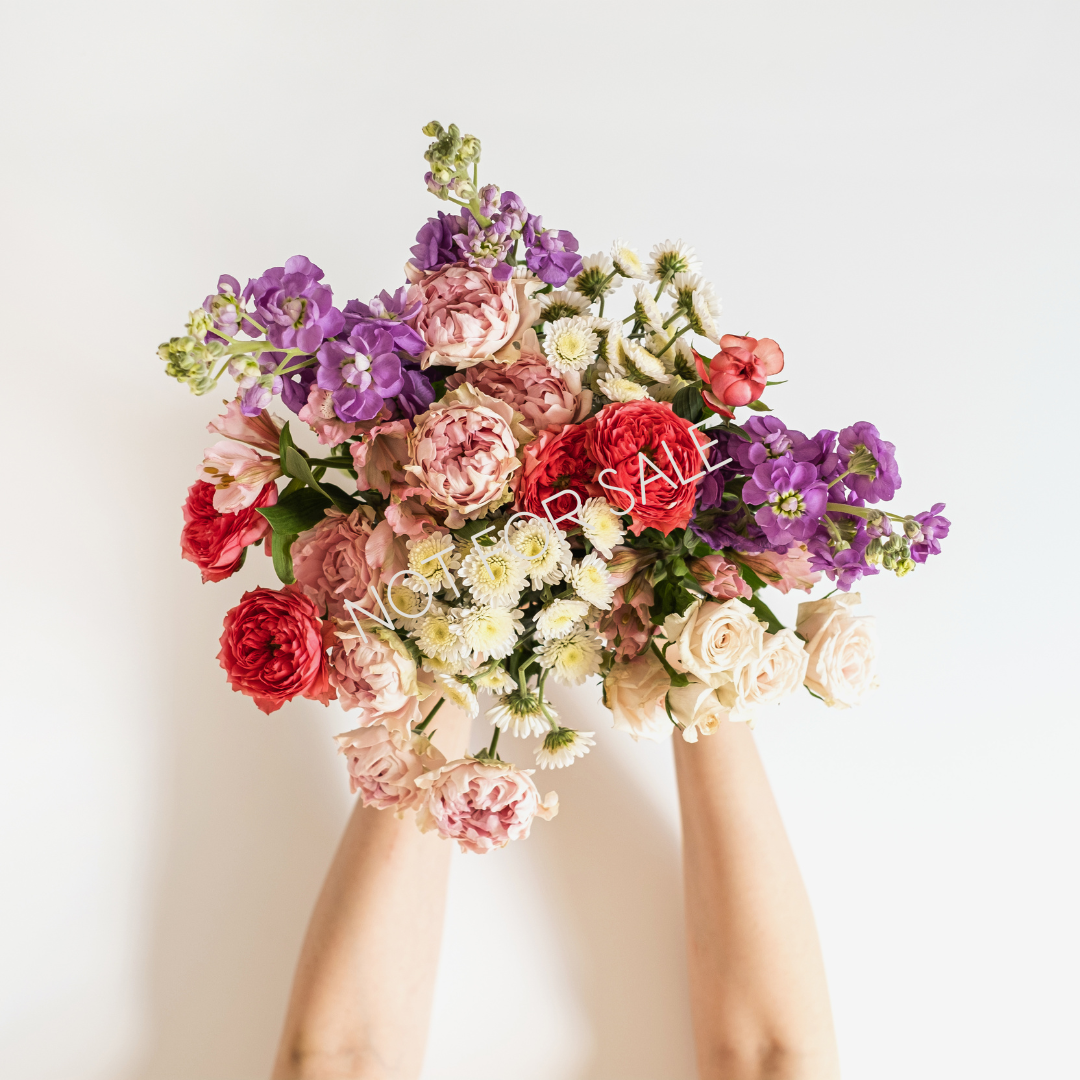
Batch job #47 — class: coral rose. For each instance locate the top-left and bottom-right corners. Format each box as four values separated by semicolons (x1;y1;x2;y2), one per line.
515;420;598;527
335;726;444;812
408;264;541;371
796;592;879;708
602;649;672;741
218;584;335;714
180;479;276;584
404;384;530;528
328;624;424;738
415;760;558;854
694;334;784;418
587;400;710;536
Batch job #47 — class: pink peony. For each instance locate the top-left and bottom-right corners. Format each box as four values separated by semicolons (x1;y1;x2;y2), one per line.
736;543;821;595
298;387;361;446
335;725;444;811
207;399;283;453
197;440;283;513
404;384;530;528
327;624;423;737
407;264;541;370
291;508;408;620
415;759;558;854
689;553;753;600
180;479;276;583
444;330;584;434
349;418;413;497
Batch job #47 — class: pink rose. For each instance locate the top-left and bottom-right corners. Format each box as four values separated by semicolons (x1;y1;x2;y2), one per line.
404;384;530;528
689;553;753;600
335;725;445;811
415;760;558;854
298;387;361;446
693;334;784;418
408;264;541;370
328;625;423;737
207;399;282;453
349;418;413;497
292;508;408;620
197;440;283;513
736;544;821;595
443;331;584;434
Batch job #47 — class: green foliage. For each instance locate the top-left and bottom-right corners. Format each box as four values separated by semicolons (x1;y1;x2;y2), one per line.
257;488;334;586
671;383;704;423
746;399;772;412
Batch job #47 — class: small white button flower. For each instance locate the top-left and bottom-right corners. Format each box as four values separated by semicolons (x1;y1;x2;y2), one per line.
544;316;600;373
631;281;668;332
459;605;525;659
647;238;700;282
535;598;592;641
436;673;479;718
579;498;626;559
413;606;467;662
487;690;555;738
407;532;461;594
572;252;622;301
506;517;573;589
569;553;616;609
459;542;528;606
598;375;652;403
535;630;603;686
610;239;648;280
540;288;592;322
536;728;597;769
668;272;722;343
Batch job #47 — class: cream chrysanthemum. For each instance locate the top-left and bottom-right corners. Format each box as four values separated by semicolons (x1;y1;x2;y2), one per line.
631;281;668;332
535;598;591;641
598;375;652;403
579;498;625;559
506;517;572;589
413;606;468;662
621;340;672;385
647;239;700;282
460;605;524;659
487;690;554;738
459;542;529;606
535;630;603;686
572;253;621;301
536;727;596;769
610;240;647;279
540;288;592;322
406;532;460;593
668;272;721;342
569;553;616;609
544;316;600;373
437;673;479;718
474;666;517;692
388;582;429;630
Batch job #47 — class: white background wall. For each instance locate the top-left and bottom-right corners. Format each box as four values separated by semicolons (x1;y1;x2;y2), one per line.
1;2;1077;1078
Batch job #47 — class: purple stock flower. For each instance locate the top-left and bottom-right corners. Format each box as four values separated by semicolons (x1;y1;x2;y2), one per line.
522;213;582;287
837;421;901;503
453;209;515;280
203;274;259;341
395;365;437;418
697;437;740;511
342;287;425;356
807;534;879;591
246;256;345;354
279;366;317;416
316;324;405;423
741;458;829;545
240;383;274;416
909;502;950;563
410;211;467;273
727;416;822;472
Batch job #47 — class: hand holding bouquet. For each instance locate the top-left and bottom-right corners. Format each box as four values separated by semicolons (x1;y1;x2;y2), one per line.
164;122;949;854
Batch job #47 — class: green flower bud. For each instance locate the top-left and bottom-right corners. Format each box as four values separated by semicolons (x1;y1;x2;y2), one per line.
186;308;214;341
865;538;885;566
894;557;916;578
421;120;444;138
458;134;481;163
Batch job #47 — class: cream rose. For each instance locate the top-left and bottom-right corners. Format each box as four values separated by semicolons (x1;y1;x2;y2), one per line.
662;599;766;690
666;678;729;742
729;628;809;722
796;592;879;708
602;649;672;742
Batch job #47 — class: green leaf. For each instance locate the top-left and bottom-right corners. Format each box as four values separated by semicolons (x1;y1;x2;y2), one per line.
257;487;333;535
651;642;691;688
285;446;358;513
278;421;297;476
765;379;787;387
746;399;772;412
738;592;785;635
271;527;297;584
732;560;769;593
671;384;704;424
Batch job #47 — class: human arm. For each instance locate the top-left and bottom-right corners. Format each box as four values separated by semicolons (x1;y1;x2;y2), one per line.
271;698;471;1080
673;721;840;1080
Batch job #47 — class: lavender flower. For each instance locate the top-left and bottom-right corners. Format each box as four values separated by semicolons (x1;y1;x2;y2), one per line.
522;213;582;287
908;503;950;562
728;416;821;472
453;209;515;280
246;256;344;354
202;274;259;341
741;458;829;545
807;534;879;591
395;365;437;418
342;288;424;356
316;324;405;422
837;421;901;503
279;366;317;416
410;211;466;273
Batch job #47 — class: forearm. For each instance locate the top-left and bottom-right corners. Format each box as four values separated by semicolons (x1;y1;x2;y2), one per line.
272;700;470;1080
673;722;839;1080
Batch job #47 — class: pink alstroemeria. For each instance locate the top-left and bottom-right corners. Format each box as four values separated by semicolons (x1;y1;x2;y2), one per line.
207;399;283;453
198;440;282;513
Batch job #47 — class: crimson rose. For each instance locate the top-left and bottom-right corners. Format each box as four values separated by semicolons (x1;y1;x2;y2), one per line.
180;480;276;584
515;420;597;527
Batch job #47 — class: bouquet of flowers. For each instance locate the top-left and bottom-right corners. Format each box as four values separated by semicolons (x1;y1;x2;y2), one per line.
164;122;949;854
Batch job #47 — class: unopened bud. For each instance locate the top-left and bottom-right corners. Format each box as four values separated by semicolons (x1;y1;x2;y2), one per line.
903;516;924;542
422;120;444;138
865;538;885;566
458;134;481;163
894;558;915;578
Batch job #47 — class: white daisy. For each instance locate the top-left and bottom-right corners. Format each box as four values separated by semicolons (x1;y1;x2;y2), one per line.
437;673;479;719
622;340;672;385
598;375;652;403
631;281;668;332
535;598;591;641
610;240;647;279
569;553;616;609
475;666;518;692
579;498;626;559
647;239;700;282
540;288;592;322
459;542;529;606
487;690;555;738
668;272;721;342
407;532;461;593
506;516;573;589
544;316;600;373
413;606;467;662
535;630;603;686
536;727;597;769
460;605;525;659
582;315;617;363
387;582;429;630
572;253;621;301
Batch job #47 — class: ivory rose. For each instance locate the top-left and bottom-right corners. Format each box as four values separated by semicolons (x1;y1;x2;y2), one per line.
197;440;283;513
662;598;766;690
667;678;729;742
603;649;672;741
407;264;542;370
404;384;531;528
415;760;558;854
729;628;809;722
796;592;879;708
736;543;821;595
335;726;445;812
328;624;424;737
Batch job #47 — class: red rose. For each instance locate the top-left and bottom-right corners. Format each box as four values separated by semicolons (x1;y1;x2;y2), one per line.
586;400;710;537
180;480;276;584
515;420;598;527
218;584;336;714
694;334;784;417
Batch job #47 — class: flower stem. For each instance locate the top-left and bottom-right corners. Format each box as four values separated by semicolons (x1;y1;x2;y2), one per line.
413;696;445;735
655;323;690;358
486;725;501;758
